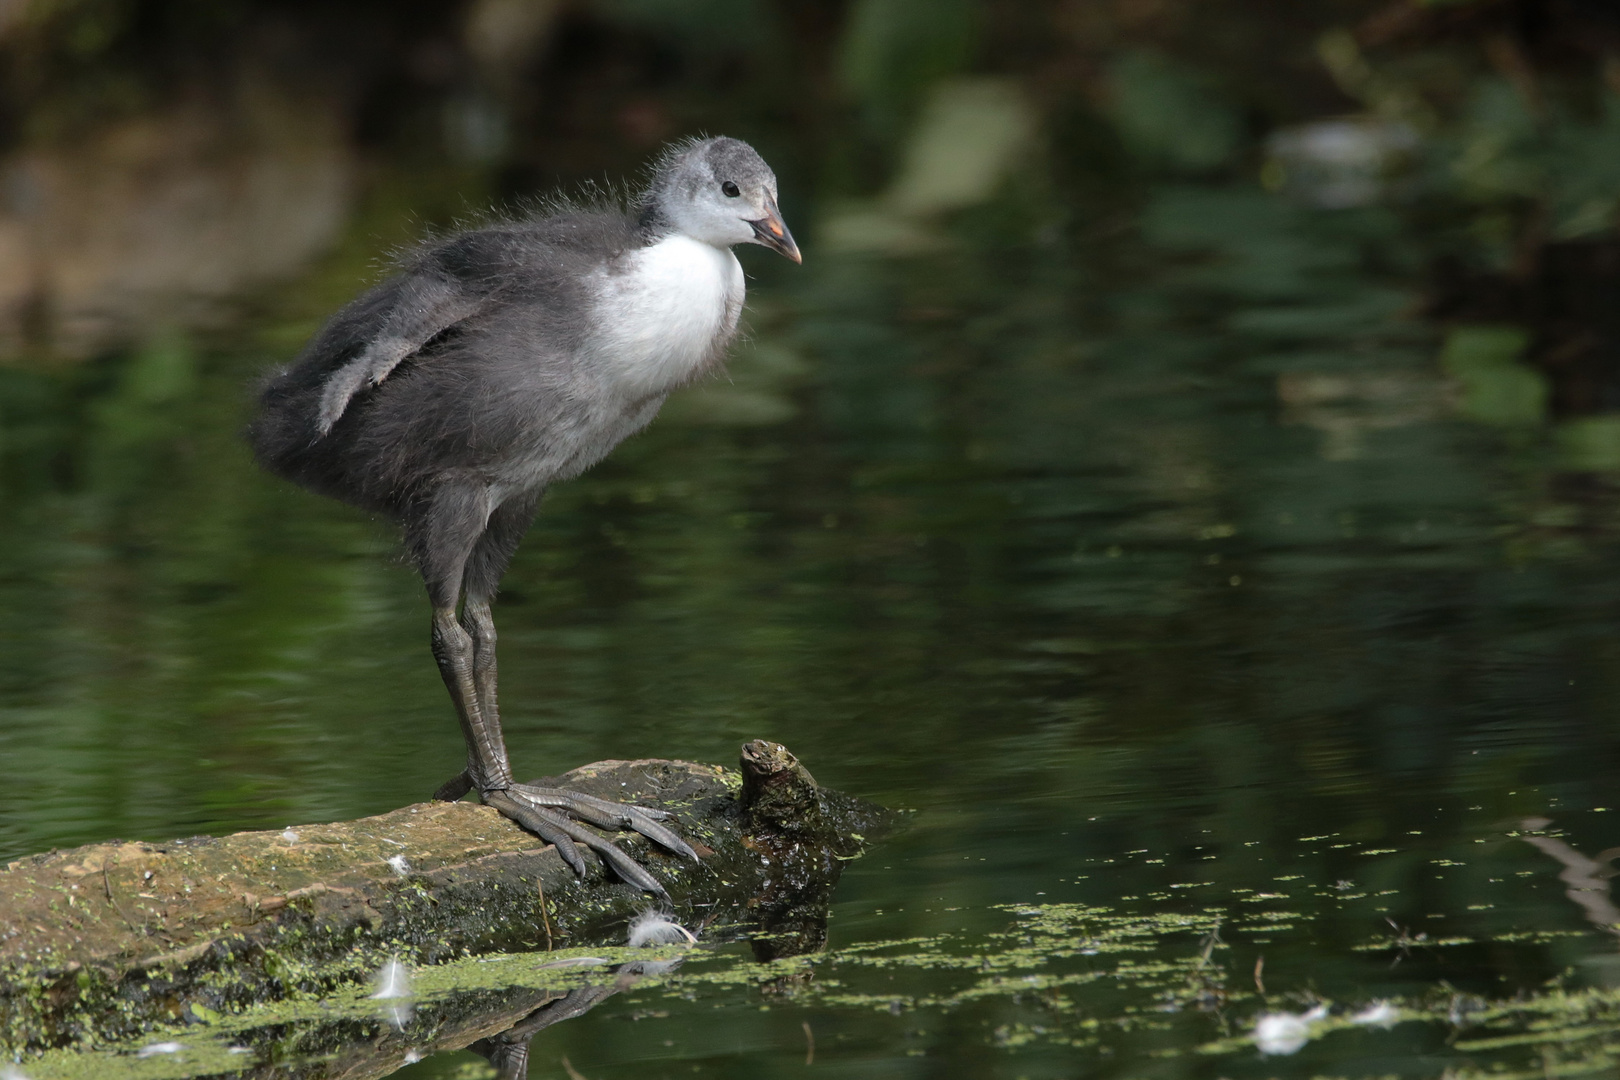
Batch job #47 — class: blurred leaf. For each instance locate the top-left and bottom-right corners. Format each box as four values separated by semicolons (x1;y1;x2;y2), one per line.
1443;80;1620;239
1557;415;1620;472
1544;92;1620;239
1449;79;1545;201
838;0;977;131
1439;325;1546;427
818;77;1037;255
887;78;1035;217
1106;50;1243;175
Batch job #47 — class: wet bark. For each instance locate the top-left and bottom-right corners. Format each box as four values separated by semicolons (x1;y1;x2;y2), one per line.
0;743;887;1053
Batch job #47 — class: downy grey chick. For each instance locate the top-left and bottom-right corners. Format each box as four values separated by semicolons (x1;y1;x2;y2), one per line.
250;136;800;894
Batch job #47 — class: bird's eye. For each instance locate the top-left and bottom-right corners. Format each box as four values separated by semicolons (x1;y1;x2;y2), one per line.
721;181;740;198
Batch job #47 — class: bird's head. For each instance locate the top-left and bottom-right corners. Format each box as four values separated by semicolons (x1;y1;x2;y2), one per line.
648;136;801;263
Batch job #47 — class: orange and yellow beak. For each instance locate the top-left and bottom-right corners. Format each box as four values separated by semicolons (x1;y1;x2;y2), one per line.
749;196;802;264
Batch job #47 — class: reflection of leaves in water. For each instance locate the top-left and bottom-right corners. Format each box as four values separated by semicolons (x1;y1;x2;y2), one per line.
838;0;977;134
1106;51;1243;176
1446;81;1620;242
1439;326;1546;428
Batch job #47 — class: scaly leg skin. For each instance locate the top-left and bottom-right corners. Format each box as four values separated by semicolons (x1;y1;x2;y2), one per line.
428;607;693;894
471;599;695;882
418;486;695;895
428;603;694;896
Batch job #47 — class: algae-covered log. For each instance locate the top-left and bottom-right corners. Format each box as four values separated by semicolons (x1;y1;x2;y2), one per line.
0;742;887;1054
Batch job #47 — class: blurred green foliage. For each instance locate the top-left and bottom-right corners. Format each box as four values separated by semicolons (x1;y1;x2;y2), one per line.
1440;326;1547;427
1322;22;1620;261
1447;80;1620;242
1557;415;1620;472
1106;50;1245;174
838;0;978;133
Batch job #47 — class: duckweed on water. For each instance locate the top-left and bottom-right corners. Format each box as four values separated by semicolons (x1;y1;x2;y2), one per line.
659;902;1620;1078
15;870;1620;1078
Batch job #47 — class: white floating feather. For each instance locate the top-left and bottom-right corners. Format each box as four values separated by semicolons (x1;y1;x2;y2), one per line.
371;960;415;1032
136;1042;186;1058
386;854;410;876
628;909;697;948
379;1000;412;1032
370;959;413;1000
1351;1001;1400;1028
1253;1004;1327;1056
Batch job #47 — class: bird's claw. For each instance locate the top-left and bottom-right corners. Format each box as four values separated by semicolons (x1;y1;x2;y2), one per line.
481;784;697;897
510;783;699;863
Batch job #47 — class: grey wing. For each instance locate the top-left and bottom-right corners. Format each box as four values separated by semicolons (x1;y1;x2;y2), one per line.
316;274;484;435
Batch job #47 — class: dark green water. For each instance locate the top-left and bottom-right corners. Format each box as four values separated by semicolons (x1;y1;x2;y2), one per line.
6;161;1620;1079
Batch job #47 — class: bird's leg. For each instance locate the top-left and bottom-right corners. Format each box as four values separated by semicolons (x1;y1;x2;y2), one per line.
413;481;499;801
427;602;609;883
431;596;506;801
430;605;512;793
419;485;696;895
470;983;625;1080
464;596;504;772
427;592;508;793
459;594;695;894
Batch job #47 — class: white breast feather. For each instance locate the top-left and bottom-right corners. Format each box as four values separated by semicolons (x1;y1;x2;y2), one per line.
593;234;743;397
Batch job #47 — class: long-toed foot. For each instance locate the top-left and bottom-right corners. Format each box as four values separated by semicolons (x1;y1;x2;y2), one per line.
439;773;698;896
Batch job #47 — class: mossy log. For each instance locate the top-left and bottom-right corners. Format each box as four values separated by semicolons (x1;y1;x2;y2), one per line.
0;742;887;1054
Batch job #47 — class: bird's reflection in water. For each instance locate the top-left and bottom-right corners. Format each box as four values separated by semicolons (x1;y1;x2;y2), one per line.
454;846;838;1077
464;959;683;1080
185;888;840;1074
